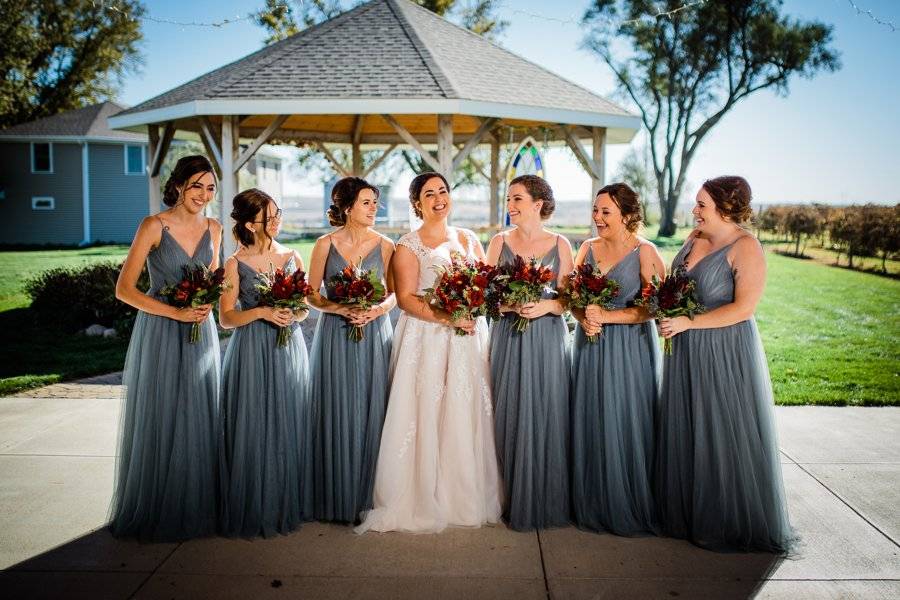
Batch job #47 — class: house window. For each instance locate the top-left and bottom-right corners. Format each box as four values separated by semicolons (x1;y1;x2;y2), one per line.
31;143;53;173
125;144;145;175
31;197;55;210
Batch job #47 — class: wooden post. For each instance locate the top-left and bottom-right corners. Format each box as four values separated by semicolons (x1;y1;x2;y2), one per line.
221;116;239;257
437;114;453;177
147;124;161;215
351;115;364;176
591;127;606;198
489;131;500;228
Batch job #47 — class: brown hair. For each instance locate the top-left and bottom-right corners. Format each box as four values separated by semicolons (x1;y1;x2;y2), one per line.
408;172;450;219
328;177;380;227
162;155;216;207
509;174;555;219
596;182;643;233
231;188;275;248
702;176;753;223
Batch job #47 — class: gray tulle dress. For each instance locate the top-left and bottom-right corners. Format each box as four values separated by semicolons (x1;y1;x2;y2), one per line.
654;238;795;553
218;255;311;538
110;224;220;542
490;238;571;531
571;246;661;536
308;241;392;523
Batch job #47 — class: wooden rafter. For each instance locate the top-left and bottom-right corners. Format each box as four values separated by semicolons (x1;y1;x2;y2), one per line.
315;141;351;178
452;117;498;171
563;125;602;181
199;117;223;172
381;114;441;172
233;114;288;174
150;122;175;177
362;144;397;178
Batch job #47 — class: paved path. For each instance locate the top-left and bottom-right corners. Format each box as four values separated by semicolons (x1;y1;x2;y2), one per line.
0;379;898;599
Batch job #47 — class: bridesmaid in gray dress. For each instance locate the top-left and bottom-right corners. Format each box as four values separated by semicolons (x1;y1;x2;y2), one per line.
656;176;795;553
570;183;666;536
307;177;395;523
486;175;574;531
111;155;222;541
218;189;311;537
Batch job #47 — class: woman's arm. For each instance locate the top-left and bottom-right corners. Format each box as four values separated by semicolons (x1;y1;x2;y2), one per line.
587;242;665;325
394;244;474;333
659;235;765;337
115;217;208;322
217;256;292;329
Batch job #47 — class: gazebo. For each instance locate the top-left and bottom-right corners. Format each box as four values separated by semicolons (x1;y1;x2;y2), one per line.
109;0;640;254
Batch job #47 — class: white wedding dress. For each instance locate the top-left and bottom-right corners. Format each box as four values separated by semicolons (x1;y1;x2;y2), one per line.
355;227;502;533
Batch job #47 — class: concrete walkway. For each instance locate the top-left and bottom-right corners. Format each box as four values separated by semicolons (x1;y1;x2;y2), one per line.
0;379;898;599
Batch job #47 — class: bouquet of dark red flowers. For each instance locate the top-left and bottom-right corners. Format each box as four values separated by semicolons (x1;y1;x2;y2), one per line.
255;266;314;347
424;253;504;336
563;264;621;343
326;263;386;342
160;264;228;344
633;264;704;355
496;255;556;333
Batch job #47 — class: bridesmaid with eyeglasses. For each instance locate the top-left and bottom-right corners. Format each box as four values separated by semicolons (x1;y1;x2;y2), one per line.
218;188;311;537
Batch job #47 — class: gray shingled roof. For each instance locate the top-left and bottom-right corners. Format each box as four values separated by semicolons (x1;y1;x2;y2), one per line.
0;101;146;140
115;0;631;119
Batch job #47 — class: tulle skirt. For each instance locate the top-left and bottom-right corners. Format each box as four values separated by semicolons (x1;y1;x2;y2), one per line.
110;312;220;542
490;313;571;531
654;319;795;552
218;320;310;538
308;312;392;523
571;321;661;535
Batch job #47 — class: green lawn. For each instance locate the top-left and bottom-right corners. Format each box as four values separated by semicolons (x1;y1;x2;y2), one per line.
0;237;897;404
0;245;129;311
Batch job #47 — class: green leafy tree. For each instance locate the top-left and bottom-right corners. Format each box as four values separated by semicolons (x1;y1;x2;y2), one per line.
582;0;840;236
780;204;823;257
0;0;144;128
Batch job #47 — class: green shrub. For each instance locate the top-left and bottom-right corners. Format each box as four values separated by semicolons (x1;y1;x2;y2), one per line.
25;262;149;334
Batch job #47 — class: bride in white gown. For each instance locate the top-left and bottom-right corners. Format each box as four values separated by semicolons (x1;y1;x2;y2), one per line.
355;172;502;534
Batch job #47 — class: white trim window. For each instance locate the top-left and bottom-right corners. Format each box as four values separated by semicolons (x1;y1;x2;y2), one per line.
31;196;55;210
31;142;53;174
124;144;145;175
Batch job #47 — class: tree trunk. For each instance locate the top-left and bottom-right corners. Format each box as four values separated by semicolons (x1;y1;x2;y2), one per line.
794;234;801;257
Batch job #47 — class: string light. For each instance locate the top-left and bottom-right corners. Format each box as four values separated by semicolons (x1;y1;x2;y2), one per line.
494;1;706;28
844;0;897;33
91;0;292;28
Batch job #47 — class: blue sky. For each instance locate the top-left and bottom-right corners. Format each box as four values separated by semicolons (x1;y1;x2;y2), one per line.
119;0;900;205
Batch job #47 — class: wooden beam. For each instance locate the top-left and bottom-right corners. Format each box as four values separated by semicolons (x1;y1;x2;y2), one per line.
149;122;175;177
455;144;489;181
361;144;397;178
591;126;606;197
198;133;222;178
563;126;602;181
147;125;161;215
315;141;351;178
221;116;239;256
199;117;223;172
490;132;501;227
233;114;288;174
437;114;453;176
381;114;441;172
452;117;498;171
351;115;365;176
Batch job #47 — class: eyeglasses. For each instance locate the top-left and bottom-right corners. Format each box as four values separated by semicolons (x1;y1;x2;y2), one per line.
254;208;283;224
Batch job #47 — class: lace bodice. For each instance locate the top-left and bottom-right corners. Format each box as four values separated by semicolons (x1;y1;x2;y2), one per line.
397;227;481;295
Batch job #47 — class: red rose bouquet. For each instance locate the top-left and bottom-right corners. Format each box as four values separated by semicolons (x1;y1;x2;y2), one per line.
159;264;228;344
255;266;314;347
497;255;556;333
563;263;621;343
326;263;386;342
424;253;504;336
633;264;704;355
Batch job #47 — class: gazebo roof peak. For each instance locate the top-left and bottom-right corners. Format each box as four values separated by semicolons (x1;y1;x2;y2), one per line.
110;0;638;140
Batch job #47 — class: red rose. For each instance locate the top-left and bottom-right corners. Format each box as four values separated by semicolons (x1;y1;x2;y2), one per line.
473;274;488;289
466;288;485;307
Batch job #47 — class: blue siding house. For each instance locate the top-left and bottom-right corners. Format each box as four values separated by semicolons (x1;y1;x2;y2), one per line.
0;102;149;245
